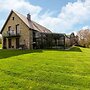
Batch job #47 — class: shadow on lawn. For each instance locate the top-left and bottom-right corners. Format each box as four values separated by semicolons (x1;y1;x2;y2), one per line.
44;46;82;52
0;49;43;59
0;46;82;59
66;46;82;52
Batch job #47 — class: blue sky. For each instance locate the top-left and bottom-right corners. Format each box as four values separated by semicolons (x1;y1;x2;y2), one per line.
27;0;77;11
0;0;90;34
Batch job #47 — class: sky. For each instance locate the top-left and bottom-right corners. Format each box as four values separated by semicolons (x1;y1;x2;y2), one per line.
0;0;90;34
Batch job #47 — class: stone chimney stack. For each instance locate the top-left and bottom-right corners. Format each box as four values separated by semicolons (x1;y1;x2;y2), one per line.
27;13;31;21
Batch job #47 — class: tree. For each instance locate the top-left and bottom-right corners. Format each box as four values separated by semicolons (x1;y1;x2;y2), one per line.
0;35;2;44
77;29;90;47
70;32;78;46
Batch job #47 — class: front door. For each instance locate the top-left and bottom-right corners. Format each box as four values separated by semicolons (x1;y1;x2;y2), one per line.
16;38;19;49
8;38;12;48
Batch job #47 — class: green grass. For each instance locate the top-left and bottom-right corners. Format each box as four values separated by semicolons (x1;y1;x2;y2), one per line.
0;44;2;49
0;47;90;90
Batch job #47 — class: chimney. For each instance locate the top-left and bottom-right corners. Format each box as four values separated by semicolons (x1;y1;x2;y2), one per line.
27;13;31;21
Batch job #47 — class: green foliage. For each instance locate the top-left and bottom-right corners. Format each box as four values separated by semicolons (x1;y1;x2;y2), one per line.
0;47;90;90
0;38;2;44
0;44;2;49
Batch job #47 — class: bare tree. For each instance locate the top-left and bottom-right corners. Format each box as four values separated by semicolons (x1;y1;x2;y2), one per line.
77;29;90;47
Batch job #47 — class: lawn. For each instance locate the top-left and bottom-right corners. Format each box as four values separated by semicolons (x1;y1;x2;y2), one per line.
0;47;90;90
0;44;2;49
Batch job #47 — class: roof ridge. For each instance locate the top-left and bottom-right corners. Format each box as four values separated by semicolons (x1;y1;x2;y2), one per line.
32;22;43;32
14;11;52;33
1;10;52;33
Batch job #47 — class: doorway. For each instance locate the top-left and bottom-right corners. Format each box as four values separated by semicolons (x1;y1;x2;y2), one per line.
8;38;12;48
16;38;19;49
3;38;6;49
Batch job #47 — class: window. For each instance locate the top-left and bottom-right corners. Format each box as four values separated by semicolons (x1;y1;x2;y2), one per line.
16;24;20;34
12;17;14;20
8;26;11;34
8;26;11;31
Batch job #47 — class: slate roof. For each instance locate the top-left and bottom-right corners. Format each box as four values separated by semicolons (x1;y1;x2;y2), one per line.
1;10;52;33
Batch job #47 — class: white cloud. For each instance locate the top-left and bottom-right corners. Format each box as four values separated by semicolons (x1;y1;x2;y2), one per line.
0;0;42;30
0;0;90;34
0;0;42;15
82;26;90;30
37;0;90;33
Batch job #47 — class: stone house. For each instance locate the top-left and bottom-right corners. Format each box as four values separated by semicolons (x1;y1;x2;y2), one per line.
0;10;52;49
0;10;70;49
